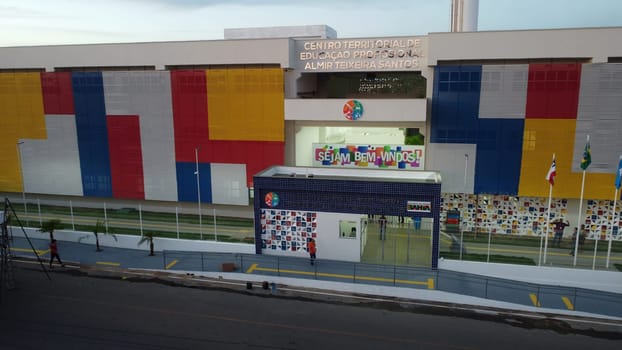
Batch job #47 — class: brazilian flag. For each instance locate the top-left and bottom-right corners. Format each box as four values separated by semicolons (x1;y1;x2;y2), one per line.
580;139;591;170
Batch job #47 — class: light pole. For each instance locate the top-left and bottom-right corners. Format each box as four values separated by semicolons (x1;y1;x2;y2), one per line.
195;147;202;240
16;141;28;224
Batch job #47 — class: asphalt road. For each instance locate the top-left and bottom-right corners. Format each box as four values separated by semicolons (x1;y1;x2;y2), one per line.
1;265;620;350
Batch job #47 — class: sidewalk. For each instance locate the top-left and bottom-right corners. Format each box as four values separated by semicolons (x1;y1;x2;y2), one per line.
9;234;622;323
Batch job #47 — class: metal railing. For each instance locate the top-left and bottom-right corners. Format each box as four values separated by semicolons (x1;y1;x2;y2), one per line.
162;250;622;318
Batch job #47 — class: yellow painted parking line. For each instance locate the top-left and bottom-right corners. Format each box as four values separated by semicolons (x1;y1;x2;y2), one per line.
561;296;574;310
529;293;541;307
13;247;49;256
96;261;121;266
248;264;433;289
245;263;258;274
165;259;178;269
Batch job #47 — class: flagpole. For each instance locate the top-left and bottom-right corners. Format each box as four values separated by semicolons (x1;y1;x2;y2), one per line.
574;170;586;266
606;189;618;269
543;183;553;265
574;135;590;267
592;228;599;270
609;156;622;268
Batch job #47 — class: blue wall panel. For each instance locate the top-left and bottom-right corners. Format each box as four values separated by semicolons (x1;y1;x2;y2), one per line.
431;65;482;144
72;72;112;197
474;119;524;195
176;162;213;203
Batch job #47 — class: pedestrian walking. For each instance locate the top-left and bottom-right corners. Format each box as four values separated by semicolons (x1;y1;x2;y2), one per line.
308;238;317;265
49;239;65;268
379;215;387;240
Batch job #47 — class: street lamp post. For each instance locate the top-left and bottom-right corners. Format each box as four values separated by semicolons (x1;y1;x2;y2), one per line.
16;141;28;224
195;147;202;240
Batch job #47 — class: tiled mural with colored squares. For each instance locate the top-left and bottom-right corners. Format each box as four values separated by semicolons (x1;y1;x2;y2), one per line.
442;194;622;240
260;209;318;252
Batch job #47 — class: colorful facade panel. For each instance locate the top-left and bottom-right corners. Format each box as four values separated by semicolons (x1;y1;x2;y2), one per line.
41;72;74;115
0;69;285;204
432;63;622;200
72;72;113;197
206;68;284;142
21;115;83;196
0;72;47;192
107;115;144;199
525;63;582;119
518;118;614;199
103;71;177;201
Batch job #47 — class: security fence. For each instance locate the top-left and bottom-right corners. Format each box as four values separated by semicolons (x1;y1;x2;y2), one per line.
161;250;622;318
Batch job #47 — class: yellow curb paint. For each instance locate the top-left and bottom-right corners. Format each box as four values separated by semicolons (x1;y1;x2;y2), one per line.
96;261;121;266
245;263;258;274
529;293;541;307
561;296;574;310
165;260;178;270
13;247;49;256
248;265;433;289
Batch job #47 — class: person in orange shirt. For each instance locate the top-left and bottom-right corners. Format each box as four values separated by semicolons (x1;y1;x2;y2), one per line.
49;239;65;268
308;239;317;265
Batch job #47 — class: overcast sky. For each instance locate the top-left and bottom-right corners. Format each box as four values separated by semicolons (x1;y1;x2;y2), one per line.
1;0;621;46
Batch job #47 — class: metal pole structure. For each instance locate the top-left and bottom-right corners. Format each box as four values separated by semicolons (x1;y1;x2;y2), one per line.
37;198;42;225
592;232;599;270
195;147;203;240
16;141;28;225
543;184;553;265
103;202;108;234
69;200;75;231
486;226;492;263
139;204;143;237
606;189;618;268
574;170;586;266
175;206;180;239
213;208;217;241
460;154;468;260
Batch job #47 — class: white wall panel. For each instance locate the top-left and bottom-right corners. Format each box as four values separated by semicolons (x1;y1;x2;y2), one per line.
103;71;178;201
479;64;528;119
426;143;476;194
285;98;426;121
209;163;249;206
20;115;83;196
575;63;622;173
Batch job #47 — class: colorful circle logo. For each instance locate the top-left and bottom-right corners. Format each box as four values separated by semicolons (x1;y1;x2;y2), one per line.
343;100;363;121
264;192;280;207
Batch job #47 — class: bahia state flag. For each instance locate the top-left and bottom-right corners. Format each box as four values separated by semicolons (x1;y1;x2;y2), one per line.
546;154;556;186
616;156;622;190
580;136;591;170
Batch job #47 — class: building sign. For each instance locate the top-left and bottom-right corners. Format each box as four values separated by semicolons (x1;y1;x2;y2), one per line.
294;36;426;72
313;143;424;169
343;100;363;120
265;192;280;207
407;201;431;213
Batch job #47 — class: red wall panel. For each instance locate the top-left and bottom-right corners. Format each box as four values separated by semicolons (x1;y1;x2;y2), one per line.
171;70;209;162
41;72;75;114
107;115;144;199
203;140;284;186
525;63;581;119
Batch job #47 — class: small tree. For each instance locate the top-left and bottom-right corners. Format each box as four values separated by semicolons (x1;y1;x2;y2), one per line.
78;219;116;252
138;231;155;256
39;219;63;240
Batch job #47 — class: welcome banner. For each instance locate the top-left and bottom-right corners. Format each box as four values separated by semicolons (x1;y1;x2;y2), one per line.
312;144;424;169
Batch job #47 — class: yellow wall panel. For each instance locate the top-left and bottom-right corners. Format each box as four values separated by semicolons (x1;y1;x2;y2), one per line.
519;119;615;200
0;72;47;192
206;68;284;142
